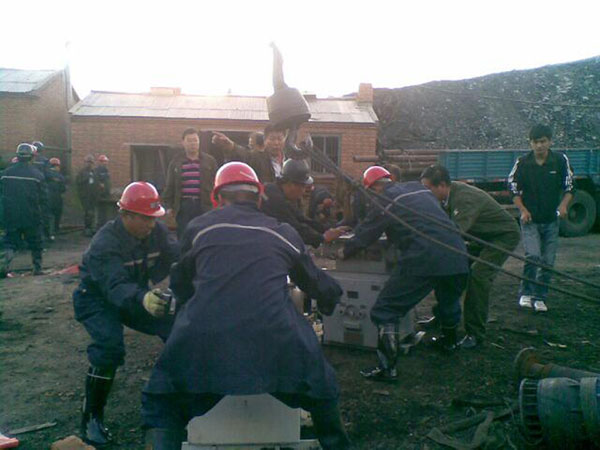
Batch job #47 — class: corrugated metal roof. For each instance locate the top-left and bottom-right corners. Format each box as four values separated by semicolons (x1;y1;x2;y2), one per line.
0;68;58;94
70;91;378;124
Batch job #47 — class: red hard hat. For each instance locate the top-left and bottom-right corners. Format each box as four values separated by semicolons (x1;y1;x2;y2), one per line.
211;162;263;207
363;166;392;188
49;157;61;166
117;182;165;217
98;154;109;162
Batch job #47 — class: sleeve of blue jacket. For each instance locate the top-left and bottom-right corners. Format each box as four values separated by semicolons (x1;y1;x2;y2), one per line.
150;223;180;284
289;250;342;316
343;206;391;259
87;248;147;311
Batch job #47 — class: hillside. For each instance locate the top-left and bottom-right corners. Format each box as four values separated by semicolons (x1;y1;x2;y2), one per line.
373;56;600;150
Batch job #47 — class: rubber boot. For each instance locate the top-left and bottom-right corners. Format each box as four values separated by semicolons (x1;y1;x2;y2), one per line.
431;326;458;354
1;249;15;278
361;323;399;382
81;366;115;446
32;252;43;276
311;403;351;450
144;428;185;450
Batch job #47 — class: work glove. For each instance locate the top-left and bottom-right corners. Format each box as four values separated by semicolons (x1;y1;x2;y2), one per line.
143;290;168;317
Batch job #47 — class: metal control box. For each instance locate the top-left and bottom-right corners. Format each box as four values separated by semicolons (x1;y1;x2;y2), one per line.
322;235;416;349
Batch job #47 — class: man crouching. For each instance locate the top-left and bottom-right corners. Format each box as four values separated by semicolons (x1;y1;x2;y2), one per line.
141;162;351;450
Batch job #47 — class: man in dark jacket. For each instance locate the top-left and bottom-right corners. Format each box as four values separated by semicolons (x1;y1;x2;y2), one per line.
508;124;574;312
162;128;217;238
76;155;98;236
0;143;47;277
72;182;178;446
211;125;286;184
46;158;67;240
94;154;112;230
342;166;469;381
261;159;348;248
142;162;351;450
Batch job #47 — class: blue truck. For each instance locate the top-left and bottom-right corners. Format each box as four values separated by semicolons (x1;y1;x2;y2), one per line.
438;148;600;237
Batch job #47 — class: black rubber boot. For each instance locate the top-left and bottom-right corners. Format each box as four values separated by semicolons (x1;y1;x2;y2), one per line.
32;253;43;276
81;366;115;446
361;323;399;382
311;404;351;450
431;326;458;354
144;428;185;450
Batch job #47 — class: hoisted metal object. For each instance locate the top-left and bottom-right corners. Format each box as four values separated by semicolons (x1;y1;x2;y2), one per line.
266;43;311;160
514;347;600;383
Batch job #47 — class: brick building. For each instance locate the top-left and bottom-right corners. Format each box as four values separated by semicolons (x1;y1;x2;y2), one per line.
69;83;378;192
0;68;78;165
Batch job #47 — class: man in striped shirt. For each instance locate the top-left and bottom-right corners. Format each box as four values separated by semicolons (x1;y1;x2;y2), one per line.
163;128;217;238
508;124;574;312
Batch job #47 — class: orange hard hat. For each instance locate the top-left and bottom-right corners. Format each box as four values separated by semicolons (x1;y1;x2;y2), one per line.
49;157;61;166
363;166;392;188
211;161;263;207
98;154;109;162
117;182;165;217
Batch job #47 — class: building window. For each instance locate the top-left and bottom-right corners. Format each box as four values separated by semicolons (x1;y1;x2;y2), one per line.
310;136;340;174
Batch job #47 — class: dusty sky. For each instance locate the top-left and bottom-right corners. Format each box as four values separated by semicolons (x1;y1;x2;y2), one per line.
2;0;599;98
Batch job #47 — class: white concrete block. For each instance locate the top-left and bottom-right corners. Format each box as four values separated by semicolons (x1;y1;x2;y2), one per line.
186;395;301;445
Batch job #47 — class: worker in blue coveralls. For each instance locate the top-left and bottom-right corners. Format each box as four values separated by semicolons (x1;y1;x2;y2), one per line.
72;181;178;446
141;162;351;450
0;143;47;277
341;166;469;382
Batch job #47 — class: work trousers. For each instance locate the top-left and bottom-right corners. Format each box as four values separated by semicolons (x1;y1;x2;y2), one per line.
142;392;351;450
371;267;468;328
519;220;559;301
4;226;42;261
49;204;63;235
83;203;96;232
463;231;520;339
176;198;206;239
77;300;173;370
95;200;113;231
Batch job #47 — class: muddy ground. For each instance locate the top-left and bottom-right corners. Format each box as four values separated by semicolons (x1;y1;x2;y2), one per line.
1;230;599;449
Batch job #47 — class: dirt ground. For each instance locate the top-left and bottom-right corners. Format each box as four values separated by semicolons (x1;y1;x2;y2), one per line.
1;229;599;449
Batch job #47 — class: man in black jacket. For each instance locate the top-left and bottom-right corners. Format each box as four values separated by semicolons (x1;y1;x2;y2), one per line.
0;143;46;276
261;159;348;248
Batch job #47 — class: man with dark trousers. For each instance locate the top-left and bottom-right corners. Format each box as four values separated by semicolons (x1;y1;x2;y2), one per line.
261;159;348;248
0;143;46;277
76;155;99;236
94;154;112;230
72;182;178;446
163;128;217;238
421;165;521;348
342;166;469;382
141;162;351;450
508;124;574;312
46;157;67;240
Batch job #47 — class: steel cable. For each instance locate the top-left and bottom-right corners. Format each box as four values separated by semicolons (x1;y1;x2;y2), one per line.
305;145;599;304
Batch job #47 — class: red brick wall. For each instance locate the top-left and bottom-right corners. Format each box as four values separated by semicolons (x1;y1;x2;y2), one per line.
71;117;378;188
0;96;36;155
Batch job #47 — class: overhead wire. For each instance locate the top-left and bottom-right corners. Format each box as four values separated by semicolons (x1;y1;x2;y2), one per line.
305;144;600;305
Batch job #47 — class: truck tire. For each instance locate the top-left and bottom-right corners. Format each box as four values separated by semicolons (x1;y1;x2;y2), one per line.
559;190;597;237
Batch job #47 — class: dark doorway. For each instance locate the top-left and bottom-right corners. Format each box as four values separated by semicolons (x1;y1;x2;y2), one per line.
130;144;178;193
